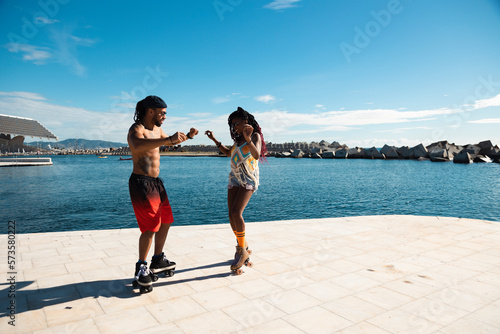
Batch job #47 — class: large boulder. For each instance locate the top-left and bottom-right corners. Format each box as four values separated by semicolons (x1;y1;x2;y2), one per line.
358;148;368;159
473;155;491;163
398;146;414;159
485;146;500;162
486;147;500;159
430;157;449;162
346;148;364;159
429;148;449;161
412;144;428;159
322;151;335;159
427;140;450;152
380;145;400;159
334;146;347;152
447;144;462;160
429;147;451;162
478;140;494;155
319;140;330;147
329;141;342;149
477;140;500;159
380;144;394;156
335;149;348;159
365;147;384;159
385;149;400;159
453;151;472;164
311;152;322;159
310;147;323;154
463;144;480;156
291;149;304;158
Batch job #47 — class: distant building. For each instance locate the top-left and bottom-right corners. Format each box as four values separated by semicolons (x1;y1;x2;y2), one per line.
0;114;58;153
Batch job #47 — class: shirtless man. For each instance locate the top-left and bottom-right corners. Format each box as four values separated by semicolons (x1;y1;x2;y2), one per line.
127;95;198;292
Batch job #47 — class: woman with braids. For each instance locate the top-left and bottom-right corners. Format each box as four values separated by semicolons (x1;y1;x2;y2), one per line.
205;107;268;273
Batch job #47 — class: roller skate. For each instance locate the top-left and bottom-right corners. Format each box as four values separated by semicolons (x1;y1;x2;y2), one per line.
150;252;176;278
231;246;252;275
132;262;158;294
234;240;252;258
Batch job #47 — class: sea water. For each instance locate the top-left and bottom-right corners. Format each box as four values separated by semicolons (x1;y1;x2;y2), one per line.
0;155;499;233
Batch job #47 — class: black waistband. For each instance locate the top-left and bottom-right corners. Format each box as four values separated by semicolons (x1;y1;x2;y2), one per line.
130;173;160;181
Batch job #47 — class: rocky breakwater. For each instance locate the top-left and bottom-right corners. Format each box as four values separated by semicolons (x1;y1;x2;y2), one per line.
269;140;499;164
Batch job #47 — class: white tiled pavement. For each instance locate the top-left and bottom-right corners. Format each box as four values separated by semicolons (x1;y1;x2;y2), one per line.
1;215;499;333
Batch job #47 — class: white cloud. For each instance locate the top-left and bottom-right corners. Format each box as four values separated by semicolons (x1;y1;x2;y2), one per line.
376;126;432;134
264;0;302;10
0;91;131;142
1;91;495;145
252;107;460;142
5;43;53;64
34;16;59;25
212;96;231;104
51;29;97;76
0;91;231;144
347;138;423;148
70;35;97;47
473;94;500;109
319;107;456;127
315;104;324;108
468;118;500;124
114;102;136;109
188;113;213;118
0;91;46;100
5;28;97;76
212;93;249;104
255;94;276;103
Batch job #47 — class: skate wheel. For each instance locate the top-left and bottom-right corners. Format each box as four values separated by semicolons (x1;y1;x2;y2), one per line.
236;268;244;275
246;261;253;268
151;274;159;282
132;280;138;288
140;286;153;294
165;270;175;277
247;250;252;255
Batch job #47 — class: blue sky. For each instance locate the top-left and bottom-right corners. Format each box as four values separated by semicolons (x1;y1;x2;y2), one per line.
1;0;499;147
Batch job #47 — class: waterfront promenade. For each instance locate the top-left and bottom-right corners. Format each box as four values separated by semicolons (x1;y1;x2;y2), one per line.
1;215;499;333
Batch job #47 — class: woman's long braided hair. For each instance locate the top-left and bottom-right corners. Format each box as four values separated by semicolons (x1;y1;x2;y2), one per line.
228;107;268;162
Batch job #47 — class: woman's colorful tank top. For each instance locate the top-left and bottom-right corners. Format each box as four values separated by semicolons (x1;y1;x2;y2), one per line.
229;140;259;189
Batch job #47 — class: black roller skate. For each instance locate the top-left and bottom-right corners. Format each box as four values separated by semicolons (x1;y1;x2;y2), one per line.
132;262;158;294
150;252;176;278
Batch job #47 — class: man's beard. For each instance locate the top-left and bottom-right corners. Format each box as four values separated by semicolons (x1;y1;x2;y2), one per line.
154;118;163;127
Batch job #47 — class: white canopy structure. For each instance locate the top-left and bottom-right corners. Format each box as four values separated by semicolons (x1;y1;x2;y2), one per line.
0;114;58;140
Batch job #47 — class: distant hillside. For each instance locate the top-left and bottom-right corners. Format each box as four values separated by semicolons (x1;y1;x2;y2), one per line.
26;138;128;150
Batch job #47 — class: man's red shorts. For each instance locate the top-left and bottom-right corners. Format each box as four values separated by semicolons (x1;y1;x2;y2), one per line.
129;173;174;233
